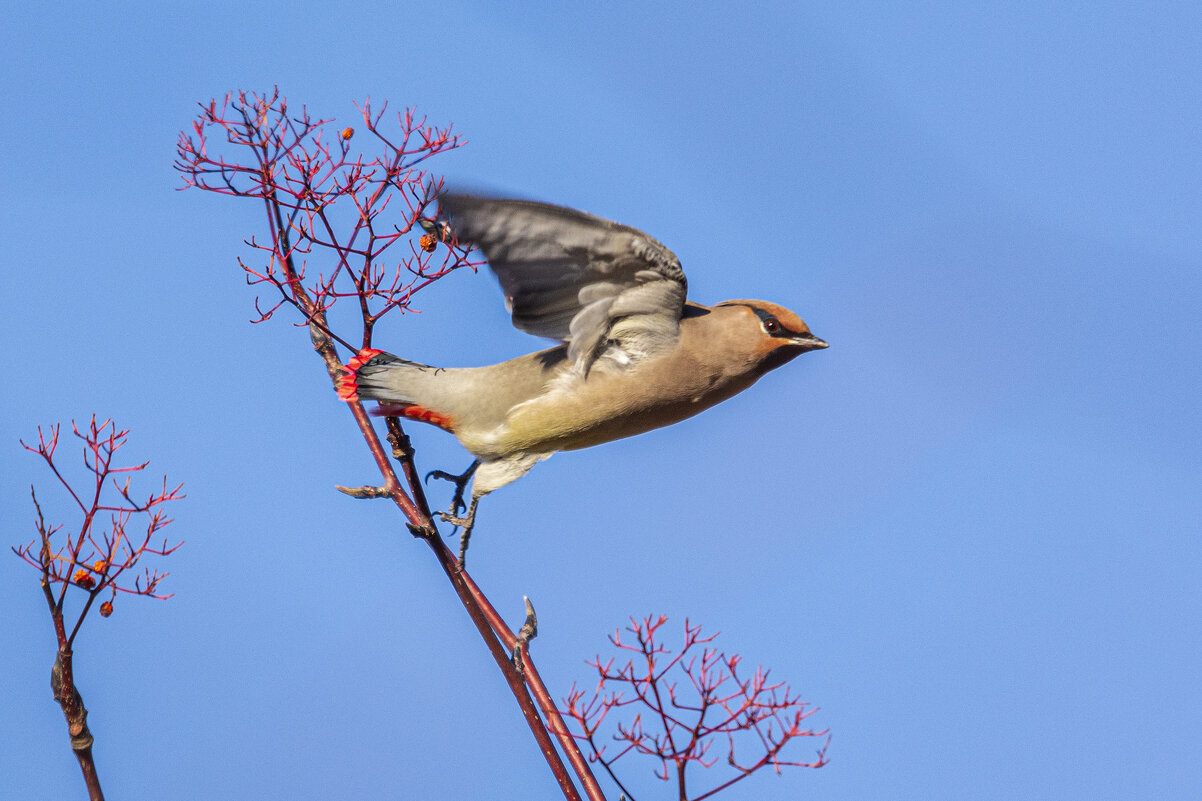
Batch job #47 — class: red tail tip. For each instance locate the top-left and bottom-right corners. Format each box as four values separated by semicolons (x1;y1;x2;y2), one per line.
338;348;385;402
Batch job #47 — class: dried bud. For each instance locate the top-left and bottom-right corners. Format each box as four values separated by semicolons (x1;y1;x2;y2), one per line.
340;127;354;140
419;233;438;253
99;601;114;618
73;569;96;589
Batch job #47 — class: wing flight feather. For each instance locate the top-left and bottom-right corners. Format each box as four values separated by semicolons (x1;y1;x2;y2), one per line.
439;194;688;372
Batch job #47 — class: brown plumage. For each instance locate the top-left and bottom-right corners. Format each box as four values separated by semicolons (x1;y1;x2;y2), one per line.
342;194;827;557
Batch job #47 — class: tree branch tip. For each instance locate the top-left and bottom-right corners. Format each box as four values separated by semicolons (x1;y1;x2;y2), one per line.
511;596;540;672
334;484;389;499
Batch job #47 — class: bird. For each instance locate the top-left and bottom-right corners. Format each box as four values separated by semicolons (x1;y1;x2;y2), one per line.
339;193;828;561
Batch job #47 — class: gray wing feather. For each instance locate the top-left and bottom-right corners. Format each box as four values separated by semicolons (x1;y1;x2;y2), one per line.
439;194;688;372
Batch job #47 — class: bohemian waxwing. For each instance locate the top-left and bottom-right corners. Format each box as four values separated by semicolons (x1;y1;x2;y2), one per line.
340;194;827;558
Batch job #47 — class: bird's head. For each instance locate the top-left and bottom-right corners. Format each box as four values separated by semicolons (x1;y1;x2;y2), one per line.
713;299;828;372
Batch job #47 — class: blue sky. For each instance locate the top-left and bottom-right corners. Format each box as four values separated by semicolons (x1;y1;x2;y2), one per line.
2;2;1199;799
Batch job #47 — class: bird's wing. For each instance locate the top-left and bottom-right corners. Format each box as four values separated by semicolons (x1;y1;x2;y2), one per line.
438;194;688;372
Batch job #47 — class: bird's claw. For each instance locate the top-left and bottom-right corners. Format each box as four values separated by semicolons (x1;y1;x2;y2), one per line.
425;460;479;517
436;510;472;531
425;460;481;567
434;497;480;568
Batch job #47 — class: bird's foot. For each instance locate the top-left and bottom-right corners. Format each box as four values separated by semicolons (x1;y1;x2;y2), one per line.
425;459;480;517
436;496;480;569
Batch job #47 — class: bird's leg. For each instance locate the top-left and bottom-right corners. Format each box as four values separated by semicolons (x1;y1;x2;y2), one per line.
425;459;480;517
426;459;481;567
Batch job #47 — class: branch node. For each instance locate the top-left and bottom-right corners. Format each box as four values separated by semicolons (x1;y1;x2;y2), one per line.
406;522;437;539
385;420;415;461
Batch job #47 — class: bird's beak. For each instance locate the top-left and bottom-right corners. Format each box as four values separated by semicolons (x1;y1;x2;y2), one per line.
790;332;828;351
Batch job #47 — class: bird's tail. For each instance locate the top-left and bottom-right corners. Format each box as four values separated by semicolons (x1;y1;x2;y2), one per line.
338;349;451;424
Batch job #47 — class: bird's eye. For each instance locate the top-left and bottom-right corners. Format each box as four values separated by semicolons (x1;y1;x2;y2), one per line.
762;317;782;335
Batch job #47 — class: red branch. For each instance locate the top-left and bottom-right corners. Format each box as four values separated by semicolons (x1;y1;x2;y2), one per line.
14;416;184;627
13;416;184;801
561;616;829;801
174;87;483;351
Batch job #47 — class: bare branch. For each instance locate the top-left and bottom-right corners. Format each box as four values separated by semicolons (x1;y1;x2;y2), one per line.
561;616;829;800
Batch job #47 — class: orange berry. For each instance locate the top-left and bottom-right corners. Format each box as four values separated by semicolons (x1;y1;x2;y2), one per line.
73;569;95;589
341;127;354;140
99;601;114;618
93;559;108;572
419;233;438;253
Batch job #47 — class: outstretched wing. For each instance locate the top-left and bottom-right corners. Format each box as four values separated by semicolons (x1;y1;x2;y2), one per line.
439;194;688;373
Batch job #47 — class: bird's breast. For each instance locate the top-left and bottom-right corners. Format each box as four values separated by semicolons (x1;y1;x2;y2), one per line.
498;352;760;453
